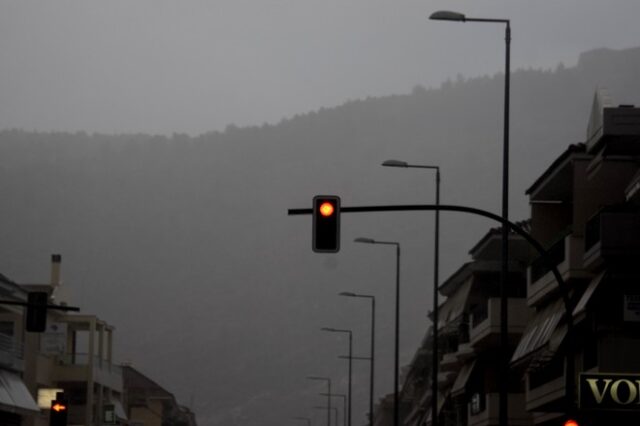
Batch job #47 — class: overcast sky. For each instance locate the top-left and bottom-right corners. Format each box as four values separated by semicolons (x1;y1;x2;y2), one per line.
1;0;639;135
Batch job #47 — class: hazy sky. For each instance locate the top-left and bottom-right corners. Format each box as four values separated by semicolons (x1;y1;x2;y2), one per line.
1;1;639;135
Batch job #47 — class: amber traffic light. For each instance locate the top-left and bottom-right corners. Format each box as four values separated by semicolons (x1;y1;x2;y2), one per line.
563;420;579;426
50;398;68;426
312;195;340;252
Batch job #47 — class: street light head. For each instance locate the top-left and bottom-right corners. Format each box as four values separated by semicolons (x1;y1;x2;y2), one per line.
321;327;335;332
429;10;466;22
339;291;357;297
381;159;408;168
354;237;375;244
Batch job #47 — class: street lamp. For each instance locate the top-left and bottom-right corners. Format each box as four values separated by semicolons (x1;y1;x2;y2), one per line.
314;407;339;426
319;393;347;426
354;238;401;426
339;291;375;426
429;10;511;426
307;376;332;426
321;327;353;426
382;159;440;426
292;417;312;426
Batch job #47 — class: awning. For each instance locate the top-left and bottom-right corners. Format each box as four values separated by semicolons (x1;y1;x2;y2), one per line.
0;371;40;414
573;271;606;317
113;399;127;420
511;298;566;364
451;360;476;396
437;281;472;330
425;393;446;423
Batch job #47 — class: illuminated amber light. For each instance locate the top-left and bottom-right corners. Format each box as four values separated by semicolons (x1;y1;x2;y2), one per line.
564;420;578;426
52;403;67;412
319;202;335;217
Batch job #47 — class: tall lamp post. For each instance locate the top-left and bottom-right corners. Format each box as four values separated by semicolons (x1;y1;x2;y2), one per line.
321;327;353;426
320;393;347;426
354;238;400;426
339;292;375;426
314;407;339;426
307;376;332;426
292;417;312;426
429;10;510;426
382;159;440;426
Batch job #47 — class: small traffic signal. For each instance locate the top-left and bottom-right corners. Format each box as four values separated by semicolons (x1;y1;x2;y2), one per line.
26;291;48;332
312;195;340;253
563;419;579;426
50;398;68;426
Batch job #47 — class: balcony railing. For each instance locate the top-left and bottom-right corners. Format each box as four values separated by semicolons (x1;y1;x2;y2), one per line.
58;353;122;374
584;209;640;256
0;332;22;358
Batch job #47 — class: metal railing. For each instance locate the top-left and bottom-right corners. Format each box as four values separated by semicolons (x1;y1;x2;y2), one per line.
0;332;23;360
57;353;122;374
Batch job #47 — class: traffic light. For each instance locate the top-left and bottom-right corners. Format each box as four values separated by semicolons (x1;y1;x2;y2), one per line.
312;195;340;253
50;397;68;426
26;291;48;332
563;419;579;426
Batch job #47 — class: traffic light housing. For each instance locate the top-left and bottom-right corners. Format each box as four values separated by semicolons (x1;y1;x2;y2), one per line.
312;195;340;253
26;291;48;332
50;397;68;426
563;420;579;426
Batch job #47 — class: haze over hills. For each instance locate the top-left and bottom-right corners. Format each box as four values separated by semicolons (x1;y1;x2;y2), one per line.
1;46;640;426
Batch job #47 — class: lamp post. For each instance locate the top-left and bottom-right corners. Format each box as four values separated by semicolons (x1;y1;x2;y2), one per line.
339;291;375;426
314;407;339;426
382;160;440;426
307;376;332;426
321;327;352;426
320;393;347;426
292;417;312;426
429;10;510;426
354;238;400;426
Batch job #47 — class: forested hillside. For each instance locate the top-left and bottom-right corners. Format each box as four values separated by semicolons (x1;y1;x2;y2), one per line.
1;47;639;426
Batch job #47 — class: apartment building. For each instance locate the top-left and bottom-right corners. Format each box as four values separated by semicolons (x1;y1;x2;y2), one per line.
512;91;640;424
17;255;126;426
0;273;41;426
0;254;197;426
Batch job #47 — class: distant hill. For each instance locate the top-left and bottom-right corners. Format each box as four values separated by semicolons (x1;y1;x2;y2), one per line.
1;46;639;426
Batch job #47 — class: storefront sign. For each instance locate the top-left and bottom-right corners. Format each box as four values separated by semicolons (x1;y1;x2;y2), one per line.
580;373;640;410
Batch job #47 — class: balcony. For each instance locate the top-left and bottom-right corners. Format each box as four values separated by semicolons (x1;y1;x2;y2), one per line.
53;353;123;391
525;357;565;412
468;393;529;426
0;332;24;371
469;298;530;349
527;233;590;306
583;210;640;269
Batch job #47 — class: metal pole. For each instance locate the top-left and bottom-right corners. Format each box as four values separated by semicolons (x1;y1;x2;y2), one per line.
432;168;440;426
499;22;511;426
328;380;332;426
348;331;353;426
394;244;400;426
292;417;312;426
370;297;375;426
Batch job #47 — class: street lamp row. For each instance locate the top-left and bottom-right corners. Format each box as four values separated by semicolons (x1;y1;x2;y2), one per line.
301;8;511;426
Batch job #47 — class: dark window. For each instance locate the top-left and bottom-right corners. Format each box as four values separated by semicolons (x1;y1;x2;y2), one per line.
469;393;485;415
529;355;564;389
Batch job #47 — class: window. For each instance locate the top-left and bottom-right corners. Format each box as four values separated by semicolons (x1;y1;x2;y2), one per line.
470;392;485;415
